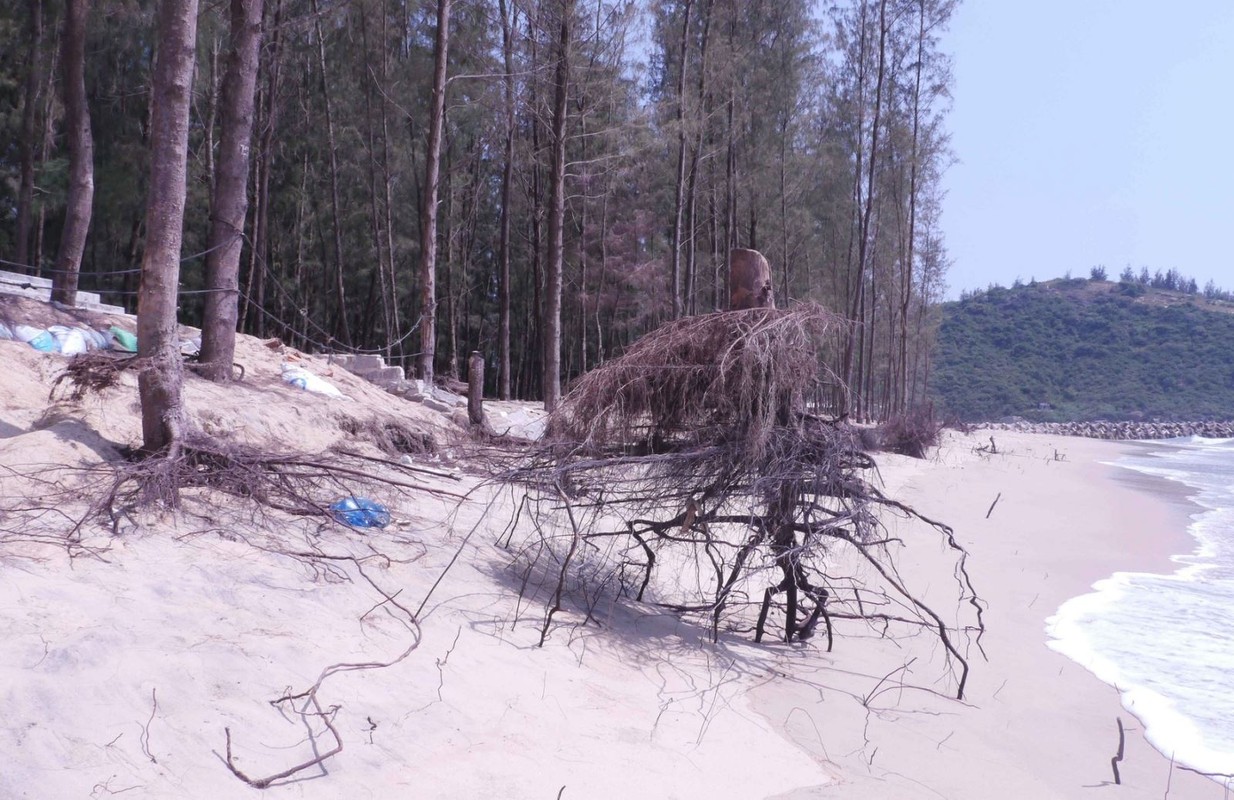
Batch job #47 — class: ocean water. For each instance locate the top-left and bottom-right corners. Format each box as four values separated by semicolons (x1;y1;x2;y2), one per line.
1046;436;1234;782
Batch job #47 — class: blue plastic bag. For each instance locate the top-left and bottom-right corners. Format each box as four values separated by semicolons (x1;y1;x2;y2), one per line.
329;496;391;528
27;331;56;352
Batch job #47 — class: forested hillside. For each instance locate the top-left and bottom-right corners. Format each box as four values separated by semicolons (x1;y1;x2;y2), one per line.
1;0;957;419
933;278;1234;421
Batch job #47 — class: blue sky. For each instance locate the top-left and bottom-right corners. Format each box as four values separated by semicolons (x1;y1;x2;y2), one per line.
941;1;1234;297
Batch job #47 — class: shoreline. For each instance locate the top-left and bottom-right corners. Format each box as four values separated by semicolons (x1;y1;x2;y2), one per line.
1056;439;1234;781
753;430;1222;799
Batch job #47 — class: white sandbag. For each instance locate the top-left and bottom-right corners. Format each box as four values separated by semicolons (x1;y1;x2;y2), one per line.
48;325;89;355
14;325;45;343
0;322;12;340
14;325;56;352
83;328;109;350
281;362;348;399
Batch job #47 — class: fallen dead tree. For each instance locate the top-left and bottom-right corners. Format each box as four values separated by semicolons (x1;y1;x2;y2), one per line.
495;304;984;698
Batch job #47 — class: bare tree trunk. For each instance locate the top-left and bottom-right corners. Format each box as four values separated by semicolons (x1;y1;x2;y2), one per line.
359;0;392;355
312;0;352;347
779;118;789;307
378;0;401;362
294;153;310;349
898;0;928;413
32;39;59;277
841;0;886;416
669;0;693;319
724;83;737;255
684;0;712;315
527;7;544;399
497;0;516;399
577;102;588;375
202;35;220;187
14;0;44;269
417;0;452;383
241;0;281;337
50;0;94;307
709;168;722;309
199;0;264;381
138;0;200;454
444;146;459;381
543;0;573;412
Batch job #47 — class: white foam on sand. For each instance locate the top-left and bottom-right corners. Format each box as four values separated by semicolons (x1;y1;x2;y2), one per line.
1048;441;1234;782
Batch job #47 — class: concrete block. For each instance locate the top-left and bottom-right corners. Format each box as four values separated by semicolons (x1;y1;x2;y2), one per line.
0;270;53;291
433;387;467;407
422;396;452;414
348;354;386;373
363;366;405;384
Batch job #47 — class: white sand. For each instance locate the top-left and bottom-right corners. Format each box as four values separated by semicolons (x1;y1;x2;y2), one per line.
750;431;1218;799
0;313;1223;797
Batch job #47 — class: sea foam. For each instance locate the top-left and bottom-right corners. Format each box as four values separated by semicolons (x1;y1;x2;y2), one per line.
1045;438;1234;782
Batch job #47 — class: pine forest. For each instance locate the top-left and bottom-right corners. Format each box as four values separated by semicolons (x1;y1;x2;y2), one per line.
0;0;958;421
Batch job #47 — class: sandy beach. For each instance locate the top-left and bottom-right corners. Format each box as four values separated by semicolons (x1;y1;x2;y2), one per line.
753;430;1218;799
0;333;1223;798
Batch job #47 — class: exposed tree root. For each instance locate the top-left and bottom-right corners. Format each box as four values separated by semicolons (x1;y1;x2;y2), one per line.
489;306;985;699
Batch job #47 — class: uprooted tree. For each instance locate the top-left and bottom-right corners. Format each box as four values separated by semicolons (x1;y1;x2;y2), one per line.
496;303;984;698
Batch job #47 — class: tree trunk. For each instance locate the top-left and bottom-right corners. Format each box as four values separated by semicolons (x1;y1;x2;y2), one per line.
359;0;391;355
240;0;281;338
684;0;711;315
543;0;573;412
468;351;485;426
50;0;94;307
669;0;692;319
444;145;459;381
312;0;352;347
899;0;928;413
33;37;59;277
138;0;200;454
497;0;516;399
378;0;401;362
15;0;44;270
842;0;886;417
527;6;544;400
417;0;452;384
199;0;264;381
203;36;220;188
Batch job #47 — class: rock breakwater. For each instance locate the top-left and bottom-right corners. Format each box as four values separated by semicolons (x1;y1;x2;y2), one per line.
980;420;1234;441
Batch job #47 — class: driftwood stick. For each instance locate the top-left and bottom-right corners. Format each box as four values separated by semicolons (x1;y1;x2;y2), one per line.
222;697;343;789
1111;715;1125;785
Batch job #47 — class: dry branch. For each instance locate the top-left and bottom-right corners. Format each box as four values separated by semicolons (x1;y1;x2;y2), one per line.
221;553;424;789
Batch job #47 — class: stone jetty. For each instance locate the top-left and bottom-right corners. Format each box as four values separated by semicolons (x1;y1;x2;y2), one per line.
982;419;1234;441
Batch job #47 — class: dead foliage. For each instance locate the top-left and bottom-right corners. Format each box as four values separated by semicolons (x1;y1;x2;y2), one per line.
49;350;140;401
493;305;984;699
337;414;436;457
549;303;844;458
877;405;943;459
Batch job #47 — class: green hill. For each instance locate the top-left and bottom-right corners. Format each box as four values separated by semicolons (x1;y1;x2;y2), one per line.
932;278;1234;422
